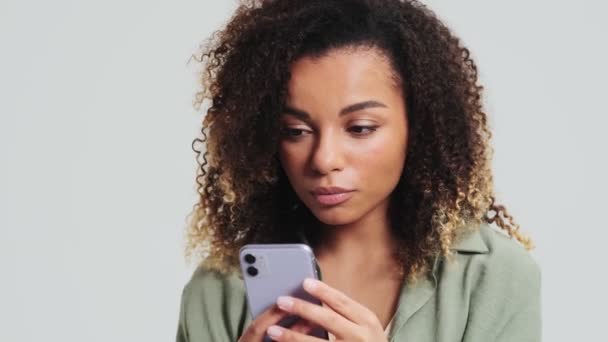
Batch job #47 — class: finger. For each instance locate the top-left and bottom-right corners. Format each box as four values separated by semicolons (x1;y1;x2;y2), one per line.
266;324;327;342
238;304;290;341
302;278;377;326
276;296;357;338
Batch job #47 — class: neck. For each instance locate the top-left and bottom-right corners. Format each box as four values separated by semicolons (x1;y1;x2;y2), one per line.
313;199;398;272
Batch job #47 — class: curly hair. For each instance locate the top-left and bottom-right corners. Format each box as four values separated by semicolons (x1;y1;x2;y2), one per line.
184;0;534;283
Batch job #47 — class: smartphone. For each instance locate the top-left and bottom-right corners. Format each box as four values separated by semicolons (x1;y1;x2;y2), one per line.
239;243;329;340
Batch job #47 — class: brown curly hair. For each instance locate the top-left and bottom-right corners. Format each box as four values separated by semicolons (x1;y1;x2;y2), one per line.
184;0;534;283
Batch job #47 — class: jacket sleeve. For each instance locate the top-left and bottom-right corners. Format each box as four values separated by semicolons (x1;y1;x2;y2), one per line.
494;281;542;342
175;284;190;342
174;266;250;342
495;255;542;342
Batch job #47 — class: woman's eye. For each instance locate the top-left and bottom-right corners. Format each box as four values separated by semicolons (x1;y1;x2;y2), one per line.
281;128;307;137
348;125;377;135
280;126;377;138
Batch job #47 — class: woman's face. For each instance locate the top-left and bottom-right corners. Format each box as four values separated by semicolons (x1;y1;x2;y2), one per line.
278;46;408;226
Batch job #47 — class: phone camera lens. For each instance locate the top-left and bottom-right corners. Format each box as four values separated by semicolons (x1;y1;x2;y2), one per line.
244;254;256;264
246;266;258;276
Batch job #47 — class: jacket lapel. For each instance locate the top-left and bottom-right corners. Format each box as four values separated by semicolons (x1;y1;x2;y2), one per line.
388;226;489;338
387;254;439;339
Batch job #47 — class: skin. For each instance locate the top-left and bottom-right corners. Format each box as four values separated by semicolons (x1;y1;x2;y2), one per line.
239;46;409;341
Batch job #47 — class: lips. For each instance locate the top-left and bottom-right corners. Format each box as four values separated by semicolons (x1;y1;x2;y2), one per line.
311;186;355;206
311;186;354;195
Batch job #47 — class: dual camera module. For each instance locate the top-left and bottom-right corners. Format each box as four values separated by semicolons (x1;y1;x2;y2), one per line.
244;253;258;276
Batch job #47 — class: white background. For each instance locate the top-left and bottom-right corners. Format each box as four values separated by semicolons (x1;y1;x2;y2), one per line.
1;0;606;341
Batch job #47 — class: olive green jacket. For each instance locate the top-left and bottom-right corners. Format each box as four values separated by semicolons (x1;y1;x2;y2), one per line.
175;222;541;341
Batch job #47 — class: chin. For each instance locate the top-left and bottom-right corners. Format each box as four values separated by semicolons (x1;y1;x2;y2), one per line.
309;207;356;226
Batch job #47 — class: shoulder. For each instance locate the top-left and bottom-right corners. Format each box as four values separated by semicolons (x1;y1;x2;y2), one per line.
182;264;248;316
445;222;541;312
475;222;541;289
178;264;249;341
184;264;245;300
449;221;540;279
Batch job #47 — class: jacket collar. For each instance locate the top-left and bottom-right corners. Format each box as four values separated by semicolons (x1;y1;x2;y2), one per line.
387;254;439;339
388;226;488;338
450;226;490;253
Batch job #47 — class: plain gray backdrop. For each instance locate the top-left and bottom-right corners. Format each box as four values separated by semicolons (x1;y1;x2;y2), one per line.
1;0;606;341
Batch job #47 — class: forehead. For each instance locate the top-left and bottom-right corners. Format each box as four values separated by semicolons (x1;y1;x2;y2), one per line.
286;47;400;103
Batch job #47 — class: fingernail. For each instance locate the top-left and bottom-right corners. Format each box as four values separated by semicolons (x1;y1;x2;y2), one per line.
277;296;294;310
303;278;317;291
267;325;283;338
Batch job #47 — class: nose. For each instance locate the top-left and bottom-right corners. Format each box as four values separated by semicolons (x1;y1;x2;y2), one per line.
310;129;344;175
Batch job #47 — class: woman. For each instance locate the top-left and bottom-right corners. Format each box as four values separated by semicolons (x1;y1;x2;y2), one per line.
176;0;541;341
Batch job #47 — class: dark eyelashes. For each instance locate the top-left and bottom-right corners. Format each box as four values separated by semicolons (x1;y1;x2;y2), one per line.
348;125;378;134
280;126;378;138
280;128;304;137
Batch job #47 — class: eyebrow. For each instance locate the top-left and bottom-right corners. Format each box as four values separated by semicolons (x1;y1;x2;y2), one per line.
282;100;388;120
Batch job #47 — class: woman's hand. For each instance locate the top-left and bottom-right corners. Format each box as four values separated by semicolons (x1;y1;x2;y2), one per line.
265;278;389;342
237;303;316;342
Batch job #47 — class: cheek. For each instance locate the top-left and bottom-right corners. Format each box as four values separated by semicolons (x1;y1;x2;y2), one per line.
279;142;306;175
350;133;406;193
